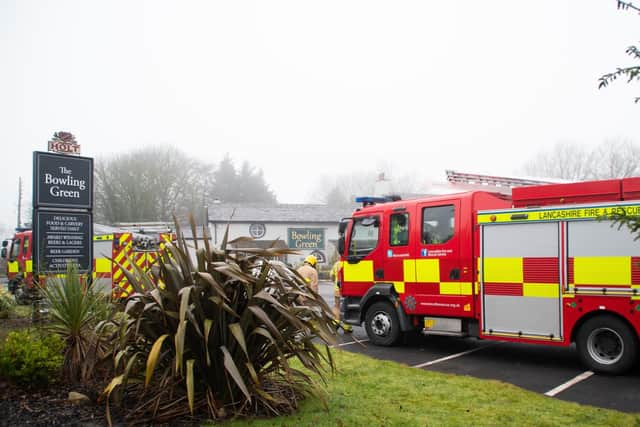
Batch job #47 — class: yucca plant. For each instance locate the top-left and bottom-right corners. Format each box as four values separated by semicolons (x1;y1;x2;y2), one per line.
102;218;337;425
39;262;114;383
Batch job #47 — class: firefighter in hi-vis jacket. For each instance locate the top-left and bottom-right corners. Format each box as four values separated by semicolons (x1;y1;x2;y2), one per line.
297;255;319;294
330;259;353;333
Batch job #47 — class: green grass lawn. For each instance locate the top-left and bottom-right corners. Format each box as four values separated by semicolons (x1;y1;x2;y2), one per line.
219;349;640;427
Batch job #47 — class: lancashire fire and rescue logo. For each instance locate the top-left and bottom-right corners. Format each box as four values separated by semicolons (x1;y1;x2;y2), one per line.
48;131;81;155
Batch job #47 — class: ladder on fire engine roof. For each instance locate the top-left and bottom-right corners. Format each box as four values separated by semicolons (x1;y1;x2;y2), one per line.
113;222;174;234
445;170;555;188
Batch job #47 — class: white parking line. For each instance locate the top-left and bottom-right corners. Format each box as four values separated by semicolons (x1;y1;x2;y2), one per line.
336;339;370;347
544;371;594;397
412;345;493;368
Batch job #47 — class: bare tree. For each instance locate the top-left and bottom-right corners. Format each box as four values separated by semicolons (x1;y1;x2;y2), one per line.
95;149;277;223
317;167;426;207
523;142;593;180
95;146;211;223
590;138;640;179
523;139;640;181
316;171;378;207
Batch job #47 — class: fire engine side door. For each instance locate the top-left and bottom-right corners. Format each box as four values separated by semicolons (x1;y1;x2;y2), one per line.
381;206;415;298
21;233;31;279
409;199;469;317
7;237;21;279
341;214;383;298
481;221;561;339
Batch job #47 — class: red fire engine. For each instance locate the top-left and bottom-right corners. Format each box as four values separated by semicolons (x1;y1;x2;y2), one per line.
338;177;640;374
1;227;174;303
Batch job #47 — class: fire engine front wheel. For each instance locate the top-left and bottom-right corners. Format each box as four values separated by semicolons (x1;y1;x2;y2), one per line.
576;315;638;375
365;301;401;346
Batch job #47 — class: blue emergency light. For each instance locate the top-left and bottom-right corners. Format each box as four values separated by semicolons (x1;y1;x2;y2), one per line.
355;196;397;207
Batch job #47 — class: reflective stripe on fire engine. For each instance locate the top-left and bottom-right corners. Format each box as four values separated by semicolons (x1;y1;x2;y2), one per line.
485;331;563;341
522;283;560;298
119;284;134;298
134;253;146;269
392;282;405;293
112;234;133;284
574;256;630;286
343;258;474;295
483;257;560;298
483;258;523;283
343;260;374;282
93;234;114;241
8;261;18;273
95;257;111;273
403;259;416;282
478;204;640;224
416;259;440;282
440;282;473;295
25;260;32;273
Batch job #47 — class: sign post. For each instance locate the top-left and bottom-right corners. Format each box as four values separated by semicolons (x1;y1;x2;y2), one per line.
33;133;93;275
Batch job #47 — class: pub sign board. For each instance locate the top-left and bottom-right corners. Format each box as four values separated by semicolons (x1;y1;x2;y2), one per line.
33;210;92;273
33;151;93;209
287;228;325;250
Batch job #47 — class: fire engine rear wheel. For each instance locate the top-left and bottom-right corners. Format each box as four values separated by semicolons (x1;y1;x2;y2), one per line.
365;301;401;346
576;315;638;375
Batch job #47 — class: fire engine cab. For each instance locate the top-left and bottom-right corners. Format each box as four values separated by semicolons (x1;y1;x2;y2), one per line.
338;177;640;374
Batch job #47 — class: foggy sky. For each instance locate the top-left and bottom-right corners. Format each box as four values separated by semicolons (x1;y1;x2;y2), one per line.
1;0;639;233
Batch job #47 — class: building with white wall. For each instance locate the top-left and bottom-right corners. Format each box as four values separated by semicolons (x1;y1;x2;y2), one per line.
207;204;353;268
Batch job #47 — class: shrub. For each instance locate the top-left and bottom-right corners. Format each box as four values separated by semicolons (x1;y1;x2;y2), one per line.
39;263;114;383
102;219;337;424
0;288;16;318
0;329;64;386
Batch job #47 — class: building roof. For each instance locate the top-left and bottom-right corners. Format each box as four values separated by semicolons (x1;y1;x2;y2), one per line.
207;204;354;224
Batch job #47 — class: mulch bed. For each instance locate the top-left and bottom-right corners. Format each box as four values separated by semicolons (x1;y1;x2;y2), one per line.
0;316;113;426
0;379;109;427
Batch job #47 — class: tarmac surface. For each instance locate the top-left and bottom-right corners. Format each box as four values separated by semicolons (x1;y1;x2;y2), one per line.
317;281;640;414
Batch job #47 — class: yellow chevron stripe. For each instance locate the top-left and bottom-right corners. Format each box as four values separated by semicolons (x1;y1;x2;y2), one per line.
114;251;126;264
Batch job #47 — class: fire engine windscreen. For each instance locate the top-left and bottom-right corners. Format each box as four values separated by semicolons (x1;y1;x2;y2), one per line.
10;238;20;259
348;216;379;259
